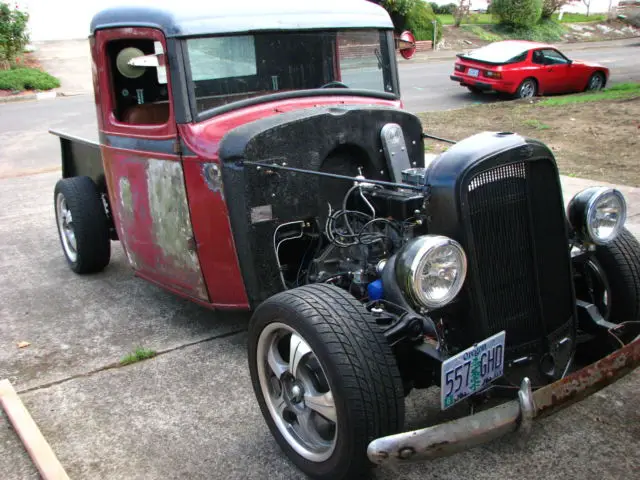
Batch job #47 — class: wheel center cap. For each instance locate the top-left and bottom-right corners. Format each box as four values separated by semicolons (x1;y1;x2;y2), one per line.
290;384;304;404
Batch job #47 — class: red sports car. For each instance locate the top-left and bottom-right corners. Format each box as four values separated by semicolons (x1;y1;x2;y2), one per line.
450;40;610;99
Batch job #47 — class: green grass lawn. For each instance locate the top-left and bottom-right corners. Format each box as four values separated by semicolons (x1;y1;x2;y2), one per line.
437;13;494;25
540;82;640;106
438;12;607;26
553;12;607;23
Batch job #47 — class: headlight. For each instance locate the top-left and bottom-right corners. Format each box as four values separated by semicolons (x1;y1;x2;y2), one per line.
396;235;467;309
568;187;627;245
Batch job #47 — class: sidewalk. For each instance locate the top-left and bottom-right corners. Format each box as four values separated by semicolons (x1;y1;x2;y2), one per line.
31;39;93;96
399;36;640;63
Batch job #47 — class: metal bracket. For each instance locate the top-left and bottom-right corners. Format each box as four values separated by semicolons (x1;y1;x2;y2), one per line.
517;377;535;437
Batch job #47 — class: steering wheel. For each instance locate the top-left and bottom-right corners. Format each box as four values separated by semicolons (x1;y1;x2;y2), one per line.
320;81;349;89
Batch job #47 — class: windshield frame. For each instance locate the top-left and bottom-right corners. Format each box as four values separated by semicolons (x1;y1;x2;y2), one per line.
181;28;400;122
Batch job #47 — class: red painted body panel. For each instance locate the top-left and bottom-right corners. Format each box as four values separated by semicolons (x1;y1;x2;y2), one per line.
179;95;401;309
451;43;609;96
91;25;402;309
94;27;209;303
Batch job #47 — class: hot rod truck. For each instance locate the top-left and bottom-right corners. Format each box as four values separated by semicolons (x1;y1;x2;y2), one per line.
50;1;640;479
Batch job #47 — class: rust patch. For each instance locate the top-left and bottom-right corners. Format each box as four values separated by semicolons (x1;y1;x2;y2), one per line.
202;163;223;199
533;337;640;418
146;159;208;300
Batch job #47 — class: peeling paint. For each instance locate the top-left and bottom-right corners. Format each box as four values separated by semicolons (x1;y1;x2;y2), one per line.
202;163;224;199
146;160;207;299
119;177;133;216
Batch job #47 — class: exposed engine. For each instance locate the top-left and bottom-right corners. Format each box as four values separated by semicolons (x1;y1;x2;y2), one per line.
274;169;427;300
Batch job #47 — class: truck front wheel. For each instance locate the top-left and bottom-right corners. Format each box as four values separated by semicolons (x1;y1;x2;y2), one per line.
54;176;111;273
248;284;404;480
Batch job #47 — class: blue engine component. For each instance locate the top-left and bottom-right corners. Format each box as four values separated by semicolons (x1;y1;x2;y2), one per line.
367;279;384;301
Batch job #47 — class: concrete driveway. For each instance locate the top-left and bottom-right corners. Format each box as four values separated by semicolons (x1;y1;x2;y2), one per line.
1;170;640;479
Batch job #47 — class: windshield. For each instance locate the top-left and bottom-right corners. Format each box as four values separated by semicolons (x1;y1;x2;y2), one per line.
463;42;530;63
186;29;398;117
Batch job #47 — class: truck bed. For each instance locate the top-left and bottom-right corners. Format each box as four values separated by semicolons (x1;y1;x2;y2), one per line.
49;129;106;195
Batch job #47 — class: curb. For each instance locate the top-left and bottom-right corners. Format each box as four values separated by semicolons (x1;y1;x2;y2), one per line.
0;90;57;104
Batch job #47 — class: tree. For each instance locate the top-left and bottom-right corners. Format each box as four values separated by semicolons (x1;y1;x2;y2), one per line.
0;2;30;70
492;0;543;27
454;0;471;27
541;0;577;19
582;0;591;16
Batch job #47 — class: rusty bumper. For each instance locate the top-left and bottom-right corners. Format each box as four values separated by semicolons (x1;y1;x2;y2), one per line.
368;336;640;464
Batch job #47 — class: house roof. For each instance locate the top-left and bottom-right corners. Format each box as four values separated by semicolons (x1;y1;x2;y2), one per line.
90;0;394;37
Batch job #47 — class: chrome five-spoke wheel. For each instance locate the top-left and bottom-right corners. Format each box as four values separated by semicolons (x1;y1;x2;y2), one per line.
257;323;337;462
56;192;78;262
248;284;405;479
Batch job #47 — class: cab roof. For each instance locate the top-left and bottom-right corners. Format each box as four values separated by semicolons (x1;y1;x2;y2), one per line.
90;0;393;37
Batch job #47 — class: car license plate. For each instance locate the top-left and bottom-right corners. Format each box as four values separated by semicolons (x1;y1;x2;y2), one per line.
441;331;506;410
468;68;480;77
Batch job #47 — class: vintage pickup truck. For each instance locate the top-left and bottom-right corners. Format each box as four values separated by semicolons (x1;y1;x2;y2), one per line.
50;1;640;479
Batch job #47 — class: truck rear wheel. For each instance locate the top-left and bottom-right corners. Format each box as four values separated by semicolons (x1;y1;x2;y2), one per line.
248;284;404;480
54;176;111;274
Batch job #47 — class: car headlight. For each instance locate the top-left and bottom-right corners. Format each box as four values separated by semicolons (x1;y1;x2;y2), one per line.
396;235;467;309
568;187;627;245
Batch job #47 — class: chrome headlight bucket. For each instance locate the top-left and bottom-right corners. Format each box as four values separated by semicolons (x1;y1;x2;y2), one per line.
396;235;467;309
568;187;627;245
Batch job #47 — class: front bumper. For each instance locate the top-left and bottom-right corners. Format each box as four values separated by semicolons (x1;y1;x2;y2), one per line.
368;335;640;464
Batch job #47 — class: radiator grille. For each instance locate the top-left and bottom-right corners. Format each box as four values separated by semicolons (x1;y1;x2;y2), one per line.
464;160;573;348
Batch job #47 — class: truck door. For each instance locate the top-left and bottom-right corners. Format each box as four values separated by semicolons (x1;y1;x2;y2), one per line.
94;28;209;302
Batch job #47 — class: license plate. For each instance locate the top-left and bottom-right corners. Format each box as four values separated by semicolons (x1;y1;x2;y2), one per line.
468;68;480;77
441;331;506;410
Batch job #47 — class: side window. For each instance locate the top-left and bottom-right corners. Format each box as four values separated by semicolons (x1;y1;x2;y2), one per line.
107;39;170;125
541;49;569;65
508;51;528;64
531;50;544;65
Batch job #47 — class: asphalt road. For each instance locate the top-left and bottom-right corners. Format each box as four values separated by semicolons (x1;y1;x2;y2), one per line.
1;40;639;178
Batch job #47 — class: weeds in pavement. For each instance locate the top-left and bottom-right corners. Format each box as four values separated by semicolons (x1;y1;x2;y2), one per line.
120;347;157;366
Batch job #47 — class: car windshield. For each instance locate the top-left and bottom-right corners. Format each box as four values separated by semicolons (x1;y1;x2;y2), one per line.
186;29;397;117
464;42;530;63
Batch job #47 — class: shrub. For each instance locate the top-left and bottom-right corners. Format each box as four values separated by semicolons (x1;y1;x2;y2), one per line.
404;1;443;42
490;19;566;41
492;0;543;27
0;2;29;69
0;67;60;91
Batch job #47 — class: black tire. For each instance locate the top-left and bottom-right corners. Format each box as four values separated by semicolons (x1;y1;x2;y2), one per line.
576;227;640;362
54;176;111;273
593;227;640;323
585;72;606;92
513;78;538;99
248;284;404;480
467;85;483;94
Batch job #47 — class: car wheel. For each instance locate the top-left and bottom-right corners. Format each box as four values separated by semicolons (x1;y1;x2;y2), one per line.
54;176;111;273
586;72;605;91
248;284;405;480
514;78;537;99
575;227;640;361
467;86;483;94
